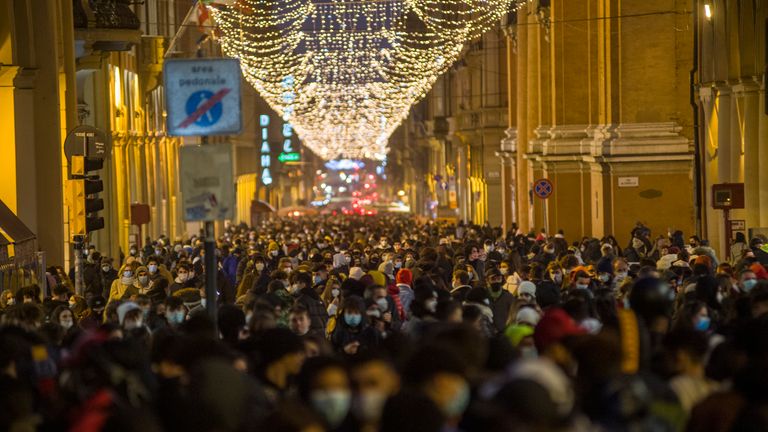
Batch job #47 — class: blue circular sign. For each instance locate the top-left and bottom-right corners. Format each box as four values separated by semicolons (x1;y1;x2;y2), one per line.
185;90;223;127
534;178;553;199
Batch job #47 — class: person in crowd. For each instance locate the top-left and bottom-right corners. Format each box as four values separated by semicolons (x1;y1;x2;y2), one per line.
243;326;306;407
288;304;314;337
449;269;472;303
331;296;380;354
662;328;720;413
164;296;186;328
6;214;765;431
292;270;328;333
485;267;515;332
349;351;401;432
49;305;77;341
169;262;193;295
108;262;139;303
297;356;354;431
436;300;463;323
402;345;471;427
395;268;414;317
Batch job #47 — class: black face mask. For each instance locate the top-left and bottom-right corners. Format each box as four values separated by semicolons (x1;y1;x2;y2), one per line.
489;282;503;292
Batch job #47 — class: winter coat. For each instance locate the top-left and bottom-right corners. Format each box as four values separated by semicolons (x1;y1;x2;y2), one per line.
489;290;515;333
295;287;328;333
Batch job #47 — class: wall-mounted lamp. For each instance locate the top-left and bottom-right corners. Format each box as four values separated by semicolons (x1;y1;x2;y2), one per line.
704;3;713;20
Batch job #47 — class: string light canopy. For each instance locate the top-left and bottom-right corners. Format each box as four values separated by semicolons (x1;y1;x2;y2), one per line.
212;0;528;160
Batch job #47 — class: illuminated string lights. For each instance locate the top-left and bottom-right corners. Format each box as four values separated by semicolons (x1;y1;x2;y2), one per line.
212;0;530;160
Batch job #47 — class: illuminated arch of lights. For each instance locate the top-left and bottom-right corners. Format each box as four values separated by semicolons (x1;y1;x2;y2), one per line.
212;0;526;160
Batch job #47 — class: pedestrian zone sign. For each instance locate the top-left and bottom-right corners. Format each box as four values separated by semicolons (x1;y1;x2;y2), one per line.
164;58;242;136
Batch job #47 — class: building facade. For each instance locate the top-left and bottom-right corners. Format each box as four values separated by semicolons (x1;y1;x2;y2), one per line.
502;0;696;245
400;0;696;245
398;28;509;225
1;1;336;271
696;0;767;256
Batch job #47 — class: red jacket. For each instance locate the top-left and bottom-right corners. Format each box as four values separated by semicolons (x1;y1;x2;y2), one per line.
387;282;405;321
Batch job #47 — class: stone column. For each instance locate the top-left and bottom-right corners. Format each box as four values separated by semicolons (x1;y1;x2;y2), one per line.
503;21;518;233
699;87;719;247
715;85;732;183
515;5;529;232
497;128;516;233
732;80;760;230
526;10;541;231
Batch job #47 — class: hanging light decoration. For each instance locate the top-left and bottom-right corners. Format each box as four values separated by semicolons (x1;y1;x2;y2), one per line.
212;0;530;160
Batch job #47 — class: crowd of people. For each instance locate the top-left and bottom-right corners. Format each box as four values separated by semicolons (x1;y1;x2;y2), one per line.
2;215;768;432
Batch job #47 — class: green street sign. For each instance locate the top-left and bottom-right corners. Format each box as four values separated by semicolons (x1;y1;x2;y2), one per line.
278;152;301;163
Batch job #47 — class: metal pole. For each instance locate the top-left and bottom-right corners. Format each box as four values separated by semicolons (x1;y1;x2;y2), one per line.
723;208;731;261
204;220;217;332
165;1;198;58
200;135;218;334
73;235;84;296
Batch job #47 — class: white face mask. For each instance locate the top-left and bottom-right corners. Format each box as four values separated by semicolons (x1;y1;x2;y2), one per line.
102;265;111;273
353;390;388;422
124;318;143;330
148;264;158;274
425;298;437;313
331;288;340;298
60;319;74;330
255;262;265;272
138;275;149;286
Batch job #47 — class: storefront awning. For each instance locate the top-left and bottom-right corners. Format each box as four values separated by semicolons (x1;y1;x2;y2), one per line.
251;200;276;214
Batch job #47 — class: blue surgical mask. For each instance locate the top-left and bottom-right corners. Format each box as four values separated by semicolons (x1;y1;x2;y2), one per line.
695;316;711;332
743;279;758;293
344;313;362;327
311;390;351;428
576;284;589;290
148;264;158;274
167;310;185;325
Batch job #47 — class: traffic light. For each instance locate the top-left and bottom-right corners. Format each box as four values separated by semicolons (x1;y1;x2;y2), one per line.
69;155;105;237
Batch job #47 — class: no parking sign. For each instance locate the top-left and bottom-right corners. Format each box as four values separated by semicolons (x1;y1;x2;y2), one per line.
164;58;242;136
